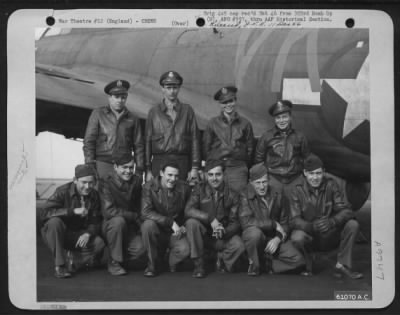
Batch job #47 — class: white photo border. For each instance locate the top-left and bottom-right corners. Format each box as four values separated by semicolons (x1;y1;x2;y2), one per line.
7;8;395;310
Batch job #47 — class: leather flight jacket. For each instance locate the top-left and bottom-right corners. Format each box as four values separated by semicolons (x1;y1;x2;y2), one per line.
98;171;143;228
184;182;241;240
39;182;103;236
203;112;254;166
141;177;192;229
254;126;310;183
145;100;200;170
289;177;355;235
83;106;145;172
239;184;288;239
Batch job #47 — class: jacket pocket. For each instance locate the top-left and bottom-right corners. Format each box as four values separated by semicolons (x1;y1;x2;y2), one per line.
97;134;108;150
292;143;301;154
151;134;164;151
232;129;245;142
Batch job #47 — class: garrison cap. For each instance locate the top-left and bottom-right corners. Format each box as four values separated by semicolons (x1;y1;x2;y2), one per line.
269;100;293;116
75;164;96;179
159;71;183;86
104;80;130;95
204;159;225;172
249;163;269;182
304;154;324;171
214;86;238;103
112;152;133;166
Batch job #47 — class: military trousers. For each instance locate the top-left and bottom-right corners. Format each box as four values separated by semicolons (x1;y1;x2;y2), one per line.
290;219;359;271
96;160;114;179
185;218;245;271
141;219;190;269
102;216;146;266
223;163;249;193
242;226;305;273
41;217;105;267
269;174;303;196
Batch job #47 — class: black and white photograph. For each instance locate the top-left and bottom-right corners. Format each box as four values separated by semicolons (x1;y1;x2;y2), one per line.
7;9;395;310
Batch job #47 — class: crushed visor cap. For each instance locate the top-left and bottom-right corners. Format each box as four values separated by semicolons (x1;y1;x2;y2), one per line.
214;86;238;103
268;100;293;116
159;71;183;86
104;79;130;95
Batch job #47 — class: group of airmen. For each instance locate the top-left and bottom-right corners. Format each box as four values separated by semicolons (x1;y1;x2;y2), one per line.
39;71;364;281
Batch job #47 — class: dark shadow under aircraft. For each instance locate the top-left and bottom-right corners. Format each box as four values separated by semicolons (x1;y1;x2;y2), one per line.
35;27;372;303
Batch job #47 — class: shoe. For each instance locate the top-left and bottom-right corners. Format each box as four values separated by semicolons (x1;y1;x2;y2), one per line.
300;270;313;277
192;258;205;278
169;265;177;273
265;256;273;274
108;260;127;276
54;266;72;279
247;263;260;276
215;257;227;273
334;265;363;280
143;265;156;277
65;251;77;274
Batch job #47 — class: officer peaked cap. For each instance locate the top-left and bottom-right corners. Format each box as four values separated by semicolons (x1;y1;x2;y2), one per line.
159;71;183;86
214;86;238;103
104;80;130;95
269;100;293;116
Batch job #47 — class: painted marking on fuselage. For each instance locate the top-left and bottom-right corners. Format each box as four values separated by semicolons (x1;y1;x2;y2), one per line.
234;29;273;89
271;29;320;93
325;55;370;138
306;30;321;92
282;56;370;138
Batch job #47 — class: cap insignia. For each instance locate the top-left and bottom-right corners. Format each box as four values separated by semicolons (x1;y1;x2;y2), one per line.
117;80;122;87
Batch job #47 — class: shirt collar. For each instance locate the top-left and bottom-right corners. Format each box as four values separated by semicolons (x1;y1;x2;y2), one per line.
305;178;327;194
220;111;239;123
160;99;181;113
273;125;294;136
205;181;225;197
105;105;127;116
